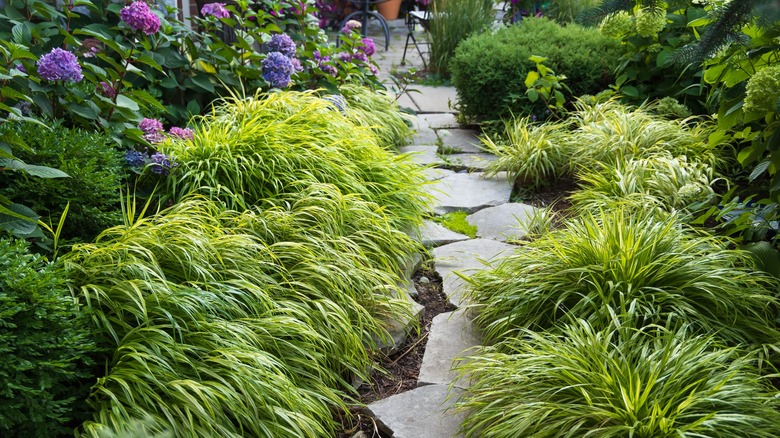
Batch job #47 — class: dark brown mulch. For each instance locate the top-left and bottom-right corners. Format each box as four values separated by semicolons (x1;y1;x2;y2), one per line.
337;266;455;438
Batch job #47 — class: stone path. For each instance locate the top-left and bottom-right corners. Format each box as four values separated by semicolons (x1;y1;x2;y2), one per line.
354;19;540;438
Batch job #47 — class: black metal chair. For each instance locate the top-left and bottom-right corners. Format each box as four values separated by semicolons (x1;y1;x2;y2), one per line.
400;6;430;68
337;0;391;50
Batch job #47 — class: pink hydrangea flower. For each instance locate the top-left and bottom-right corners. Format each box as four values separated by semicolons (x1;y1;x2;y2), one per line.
169;126;195;140
120;1;161;35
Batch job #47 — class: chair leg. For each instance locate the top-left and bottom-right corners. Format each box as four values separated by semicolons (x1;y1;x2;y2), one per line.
401;32;414;66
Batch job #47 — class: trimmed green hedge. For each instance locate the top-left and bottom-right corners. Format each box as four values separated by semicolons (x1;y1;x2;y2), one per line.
450;18;622;123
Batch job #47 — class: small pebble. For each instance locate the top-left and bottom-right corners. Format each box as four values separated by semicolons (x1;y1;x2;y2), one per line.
418;276;430;285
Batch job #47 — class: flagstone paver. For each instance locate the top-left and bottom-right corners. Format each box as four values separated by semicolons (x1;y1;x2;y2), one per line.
419;113;461;129
418;309;480;389
425;171;513;215
399;145;445;166
436;129;484;153
466;202;540;242
442;153;498;171
416;220;472;247
364;384;466;438
432;239;517;306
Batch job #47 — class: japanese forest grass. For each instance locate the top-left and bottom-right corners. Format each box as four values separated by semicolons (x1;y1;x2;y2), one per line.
64;193;420;437
463;208;780;348
161;90;427;230
339;84;413;150
455;319;780;438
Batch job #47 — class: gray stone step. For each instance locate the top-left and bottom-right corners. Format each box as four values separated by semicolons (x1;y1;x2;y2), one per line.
424;171;513;215
436;129;483;153
418;112;460;129
415;220;471;247
410;87;459;113
364;384;466;438
418;309;480;389
399;145;445;166
442;153;498;171
376;276;424;355
466;203;540;242
423;168;455;181
432;239;516;306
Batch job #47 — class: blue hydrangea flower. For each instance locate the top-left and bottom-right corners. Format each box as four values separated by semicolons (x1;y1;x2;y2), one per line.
125;149;146;167
150;152;175;175
262;52;294;88
266;34;296;58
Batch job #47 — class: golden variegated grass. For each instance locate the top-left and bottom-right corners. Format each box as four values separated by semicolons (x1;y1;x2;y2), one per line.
161;90;429;229
339;84;414;150
463;208;780;347
570;153;717;215
65;193;420;437
483;100;725;190
455;320;780;437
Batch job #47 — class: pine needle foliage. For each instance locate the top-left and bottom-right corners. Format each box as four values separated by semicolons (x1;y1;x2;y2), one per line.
161;90;428;229
455;320;780;438
463;209;780;346
64;194;418;437
338;84;414;150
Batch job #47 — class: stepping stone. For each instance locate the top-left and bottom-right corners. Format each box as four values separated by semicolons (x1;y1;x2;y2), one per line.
415;220;471;247
411;128;439;146
443;153;498;171
423;168;455;181
437;129;484;153
433;239;516;306
419;112;460;129
376;277;425;355
364;384;466;438
399;145;445;166
396;93;418;112
424;172;512;215
418;309;480;389
466;203;540;242
410;86;459;113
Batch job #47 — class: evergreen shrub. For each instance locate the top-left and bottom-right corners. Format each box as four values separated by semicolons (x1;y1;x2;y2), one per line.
0;237;97;436
449;18;621;122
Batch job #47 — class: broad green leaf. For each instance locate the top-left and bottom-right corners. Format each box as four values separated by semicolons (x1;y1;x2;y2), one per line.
116;94;140;111
525;71;540;89
0;202;39;235
750;159;771;182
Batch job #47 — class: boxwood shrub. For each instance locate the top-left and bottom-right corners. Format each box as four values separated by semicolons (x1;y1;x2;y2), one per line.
449;18;622;123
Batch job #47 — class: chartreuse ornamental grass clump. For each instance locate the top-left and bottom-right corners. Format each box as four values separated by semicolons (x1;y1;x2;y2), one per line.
339;84;413;149
162;90;428;229
483;100;724;190
64;195;418;437
570;153;717;215
455;320;780;438
464;208;780;347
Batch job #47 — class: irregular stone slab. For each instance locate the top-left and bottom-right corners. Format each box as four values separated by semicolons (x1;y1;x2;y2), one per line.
433;239;516;306
467;203;540;242
365;384;466;438
423;168;455;181
443;153;498;171
415;220;471;247
437;129;484;153
396;93;418;112
411;128;439;146
410;86;459;113
399;145;445;166
419;309;481;389
425;172;512;215
419;112;460;129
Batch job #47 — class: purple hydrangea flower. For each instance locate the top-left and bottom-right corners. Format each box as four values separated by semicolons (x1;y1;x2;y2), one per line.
125;149;146;167
341;19;361;34
313;50;324;61
37;48;83;83
320;63;337;77
266;34;296;58
169;126;195;140
261;52;294;88
120;1;161;35
150;151;175;175
337;52;352;62
290;57;303;73
14;63;26;73
98;81;117;98
352;52;368;63
361;38;376;57
369;64;378;75
139;117;163;135
200;2;230;18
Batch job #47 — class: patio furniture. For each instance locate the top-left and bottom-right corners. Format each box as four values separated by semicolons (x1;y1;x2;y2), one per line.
400;8;430;68
338;0;391;50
